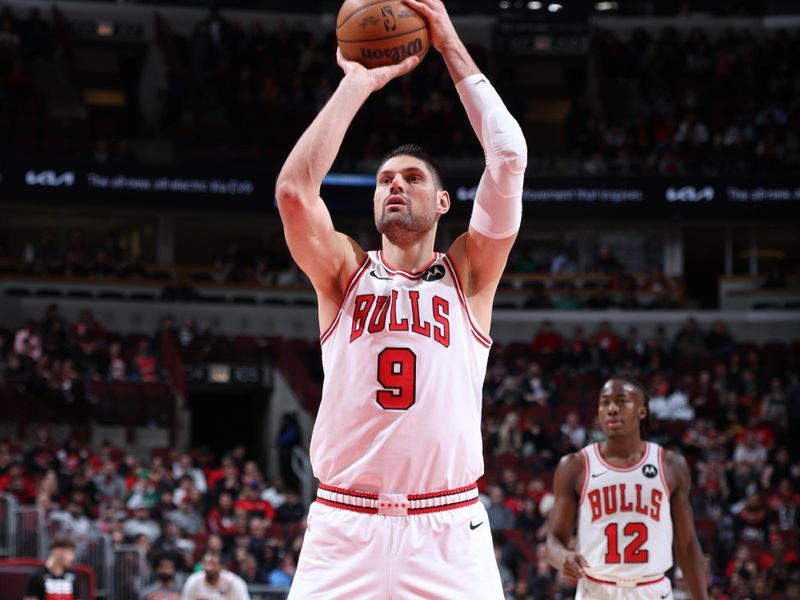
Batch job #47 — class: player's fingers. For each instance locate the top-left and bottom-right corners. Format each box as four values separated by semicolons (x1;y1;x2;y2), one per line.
401;0;432;17
385;55;420;78
577;554;590;568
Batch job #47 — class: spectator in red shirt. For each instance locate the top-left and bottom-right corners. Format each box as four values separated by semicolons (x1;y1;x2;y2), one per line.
234;481;275;522
531;320;564;356
132;339;159;383
208;491;239;538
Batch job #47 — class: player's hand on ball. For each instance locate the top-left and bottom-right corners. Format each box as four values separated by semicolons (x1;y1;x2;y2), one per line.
336;48;419;92
402;0;458;52
561;552;589;579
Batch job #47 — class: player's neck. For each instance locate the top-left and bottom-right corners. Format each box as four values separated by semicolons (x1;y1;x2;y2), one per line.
381;238;436;272
600;436;646;465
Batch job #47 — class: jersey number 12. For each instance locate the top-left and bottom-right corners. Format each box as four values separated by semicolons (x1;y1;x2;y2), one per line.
604;522;649;564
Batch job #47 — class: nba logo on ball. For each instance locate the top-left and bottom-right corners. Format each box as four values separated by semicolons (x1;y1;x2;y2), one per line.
337;0;430;69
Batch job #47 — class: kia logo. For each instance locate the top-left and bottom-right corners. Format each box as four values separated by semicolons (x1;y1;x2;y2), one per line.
666;186;714;202
25;170;76;187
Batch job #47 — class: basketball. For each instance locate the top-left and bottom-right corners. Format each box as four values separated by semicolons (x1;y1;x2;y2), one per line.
337;0;430;69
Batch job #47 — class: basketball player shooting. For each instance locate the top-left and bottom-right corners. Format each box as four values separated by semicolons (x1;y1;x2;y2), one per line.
275;0;526;597
546;377;708;600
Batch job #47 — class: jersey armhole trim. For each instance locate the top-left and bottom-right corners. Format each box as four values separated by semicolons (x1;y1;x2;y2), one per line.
657;445;671;497
319;254;370;346
578;447;590;503
441;253;492;348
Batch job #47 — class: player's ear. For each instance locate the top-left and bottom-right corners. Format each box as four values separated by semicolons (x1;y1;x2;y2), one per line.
436;190;450;215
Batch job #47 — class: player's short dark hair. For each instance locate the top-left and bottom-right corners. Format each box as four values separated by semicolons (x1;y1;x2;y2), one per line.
50;534;76;551
606;374;651;439
202;550;222;562
378;144;445;190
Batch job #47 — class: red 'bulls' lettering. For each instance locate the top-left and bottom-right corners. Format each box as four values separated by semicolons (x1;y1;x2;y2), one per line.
588;485;663;523
350;291;450;347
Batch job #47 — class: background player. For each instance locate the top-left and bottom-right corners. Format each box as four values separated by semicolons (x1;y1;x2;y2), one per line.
546;376;708;599
181;551;250;600
275;0;526;597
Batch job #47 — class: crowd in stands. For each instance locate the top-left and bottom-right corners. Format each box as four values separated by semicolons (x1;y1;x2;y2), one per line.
1;305;798;598
4;3;797;176
575;27;800;176
0;305;167;403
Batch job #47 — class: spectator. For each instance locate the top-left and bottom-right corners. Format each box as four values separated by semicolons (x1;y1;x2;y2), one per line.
173;453;208;494
140;554;182;600
124;507;162;543
593;244;622;274
559;411;587;451
674;317;708;362
167;496;206;536
274;490;305;525
266;552;296;587
495;411;522;456
486;485;515;531
275;413;301;492
94;459;126;501
531;321;564;356
23;535;78;600
132;340;159;383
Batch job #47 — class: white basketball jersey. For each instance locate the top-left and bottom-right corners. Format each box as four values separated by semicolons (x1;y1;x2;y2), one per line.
310;250;491;494
577;442;673;579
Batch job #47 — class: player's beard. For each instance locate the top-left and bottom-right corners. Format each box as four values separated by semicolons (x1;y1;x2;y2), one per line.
376;197;437;244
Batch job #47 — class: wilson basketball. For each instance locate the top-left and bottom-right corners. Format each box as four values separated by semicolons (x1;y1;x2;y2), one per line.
337;0;430;69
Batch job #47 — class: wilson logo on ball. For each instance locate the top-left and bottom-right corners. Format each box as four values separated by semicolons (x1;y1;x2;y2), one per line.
360;37;424;64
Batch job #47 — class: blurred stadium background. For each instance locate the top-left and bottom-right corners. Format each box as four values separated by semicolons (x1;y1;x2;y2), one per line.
0;0;798;598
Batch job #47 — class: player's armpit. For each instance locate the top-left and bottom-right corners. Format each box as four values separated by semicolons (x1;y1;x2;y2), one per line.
276;189;363;299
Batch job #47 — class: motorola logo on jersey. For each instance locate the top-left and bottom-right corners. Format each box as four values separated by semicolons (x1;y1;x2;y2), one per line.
642;464;658;479
421;265;445;282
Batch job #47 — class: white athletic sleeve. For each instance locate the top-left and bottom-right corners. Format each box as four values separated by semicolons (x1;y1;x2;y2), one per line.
180;573;200;600
456;73;527;239
232;575;251;600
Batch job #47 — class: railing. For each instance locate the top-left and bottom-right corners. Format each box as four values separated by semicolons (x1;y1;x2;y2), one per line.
291;445;314;510
247;585;290;600
0;493;18;557
111;545;149;600
13;506;46;560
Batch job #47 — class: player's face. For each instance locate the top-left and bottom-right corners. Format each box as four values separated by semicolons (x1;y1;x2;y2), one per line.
53;547;75;567
203;555;222;580
374;156;449;241
597;379;646;439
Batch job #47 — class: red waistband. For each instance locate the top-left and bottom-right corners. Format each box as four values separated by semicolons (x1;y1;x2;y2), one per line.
316;482;480;516
586;574;666;587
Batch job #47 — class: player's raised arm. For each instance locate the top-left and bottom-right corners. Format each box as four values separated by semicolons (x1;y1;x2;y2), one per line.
275;50;419;302
668;451;709;600
405;0;527;306
545;453;590;579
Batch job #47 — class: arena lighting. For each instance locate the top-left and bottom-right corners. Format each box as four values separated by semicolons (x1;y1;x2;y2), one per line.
527;1;543;9
595;1;619;10
499;1;511;8
548;3;563;12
